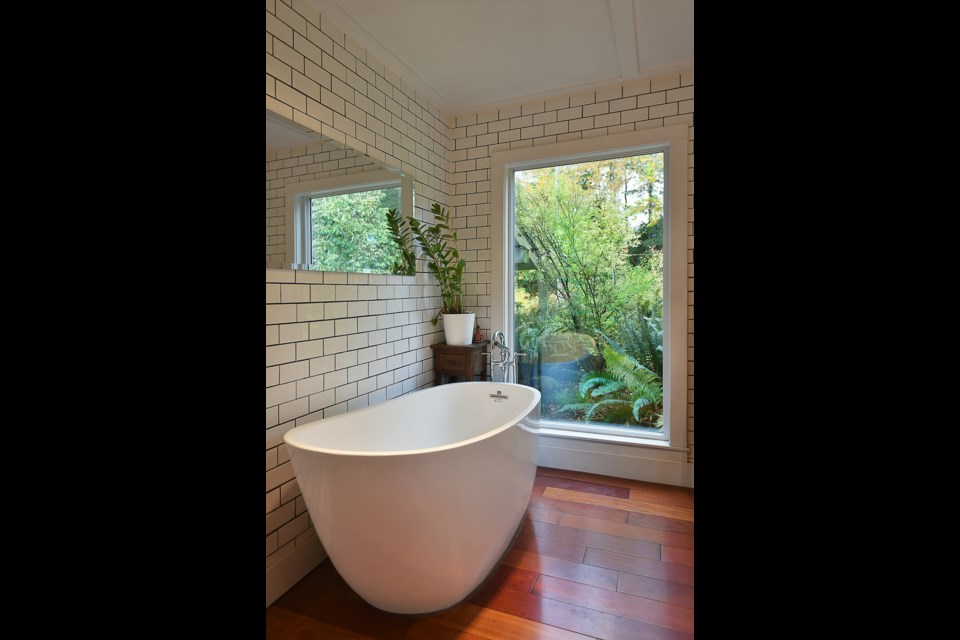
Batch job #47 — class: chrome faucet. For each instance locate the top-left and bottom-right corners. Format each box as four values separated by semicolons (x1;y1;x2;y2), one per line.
493;330;510;359
488;331;525;383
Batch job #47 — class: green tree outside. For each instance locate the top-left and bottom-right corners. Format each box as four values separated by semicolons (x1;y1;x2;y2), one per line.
309;186;401;273
514;153;665;429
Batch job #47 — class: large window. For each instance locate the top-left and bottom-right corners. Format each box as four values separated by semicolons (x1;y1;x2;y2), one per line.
492;127;688;447
513;153;665;437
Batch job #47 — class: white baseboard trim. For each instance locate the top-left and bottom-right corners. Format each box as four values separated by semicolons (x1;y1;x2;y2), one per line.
538;436;694;488
266;534;328;607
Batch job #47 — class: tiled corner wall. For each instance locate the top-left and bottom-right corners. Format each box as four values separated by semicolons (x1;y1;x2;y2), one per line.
444;72;695;464
265;267;441;556
266;139;384;268
265;0;454;601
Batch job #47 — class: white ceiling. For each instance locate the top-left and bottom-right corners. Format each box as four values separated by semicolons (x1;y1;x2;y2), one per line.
306;0;693;114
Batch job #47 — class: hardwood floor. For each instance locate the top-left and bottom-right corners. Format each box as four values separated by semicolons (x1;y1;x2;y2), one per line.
266;467;694;639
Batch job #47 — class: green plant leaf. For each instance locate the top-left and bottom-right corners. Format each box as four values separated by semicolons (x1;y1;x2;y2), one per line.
585;399;631;421
401;202;467;316
590;380;623;397
632;397;651;421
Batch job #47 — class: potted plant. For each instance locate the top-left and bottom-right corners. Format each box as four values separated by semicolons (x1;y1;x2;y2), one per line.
387;203;475;345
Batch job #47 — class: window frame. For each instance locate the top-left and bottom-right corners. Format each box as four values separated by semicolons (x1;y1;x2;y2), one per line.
491;126;689;451
284;170;413;271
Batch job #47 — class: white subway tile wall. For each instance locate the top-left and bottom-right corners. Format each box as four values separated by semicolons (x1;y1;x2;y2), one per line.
265;1;693;571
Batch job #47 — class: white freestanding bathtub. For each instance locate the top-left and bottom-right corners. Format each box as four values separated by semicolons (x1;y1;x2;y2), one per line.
283;381;541;614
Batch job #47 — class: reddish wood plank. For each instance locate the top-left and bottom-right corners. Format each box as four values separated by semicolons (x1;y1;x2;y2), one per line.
404;618;490;640
528;517;661;560
558;513;694;550
568;471;666;489
528;494;629;523
661;545;694;567
618;572;695;609
470;583;694;640
573;472;694;508
514;521;588;563
543;488;694;522
478;562;539;595
502;548;619;590
533;575;694;635
535;467;582;480
534;475;631;498
526;505;563;525
430;602;595;640
266;606;380;639
628;486;694;509
270;562;418;640
584;548;694;587
627;511;696;534
533;576;693;634
530;483;546;497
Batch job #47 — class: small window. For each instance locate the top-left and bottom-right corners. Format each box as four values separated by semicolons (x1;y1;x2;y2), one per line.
286;170;411;274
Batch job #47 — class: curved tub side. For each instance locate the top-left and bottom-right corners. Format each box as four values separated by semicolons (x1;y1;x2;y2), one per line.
287;415;539;614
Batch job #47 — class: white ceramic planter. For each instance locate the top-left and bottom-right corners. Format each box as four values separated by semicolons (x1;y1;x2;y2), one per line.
442;313;475;346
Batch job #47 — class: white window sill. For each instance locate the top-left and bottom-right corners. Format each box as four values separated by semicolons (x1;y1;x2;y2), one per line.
534;424;688;453
524;417;692;486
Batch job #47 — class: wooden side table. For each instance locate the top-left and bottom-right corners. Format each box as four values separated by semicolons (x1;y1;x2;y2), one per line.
430;341;490;385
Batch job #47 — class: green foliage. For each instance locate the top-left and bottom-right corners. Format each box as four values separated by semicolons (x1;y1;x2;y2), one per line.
514;154;664;341
385;208;416;275
386;202;468;324
309;187;401;273
515;315;548;359
515;162;633;336
534;371;586;416
617;249;663;317
600;309;663;379
630;215;663;267
558;310;664;428
402;203;466;325
512;153;665;428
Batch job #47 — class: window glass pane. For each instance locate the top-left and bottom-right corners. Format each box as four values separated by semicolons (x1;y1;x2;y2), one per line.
309;186;401;273
513;153;664;435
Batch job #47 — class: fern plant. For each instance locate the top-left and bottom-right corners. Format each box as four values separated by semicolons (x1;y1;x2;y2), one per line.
559;310;664;427
600;310;663;379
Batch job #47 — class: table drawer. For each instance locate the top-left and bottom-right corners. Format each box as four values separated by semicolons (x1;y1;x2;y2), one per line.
438;354;466;371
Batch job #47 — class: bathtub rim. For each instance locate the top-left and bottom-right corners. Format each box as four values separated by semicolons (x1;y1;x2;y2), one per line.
283;381;541;458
